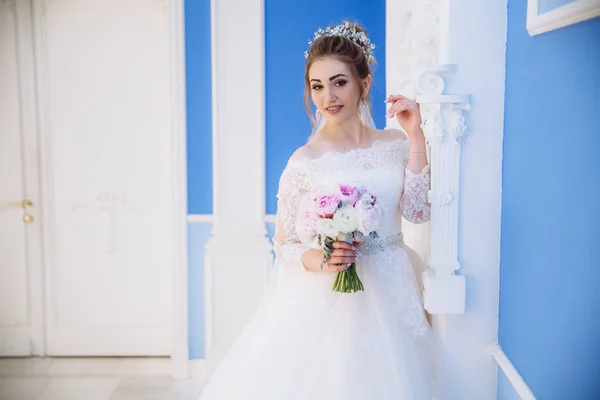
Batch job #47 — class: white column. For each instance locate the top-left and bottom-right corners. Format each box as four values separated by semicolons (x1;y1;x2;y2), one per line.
388;0;506;398
418;66;469;314
204;0;273;375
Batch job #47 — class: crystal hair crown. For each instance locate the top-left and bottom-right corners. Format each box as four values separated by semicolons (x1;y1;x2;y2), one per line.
304;22;376;63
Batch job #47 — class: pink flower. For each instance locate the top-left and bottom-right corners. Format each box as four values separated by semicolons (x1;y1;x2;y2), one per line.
315;195;340;218
360;190;377;204
337;185;360;206
355;198;382;235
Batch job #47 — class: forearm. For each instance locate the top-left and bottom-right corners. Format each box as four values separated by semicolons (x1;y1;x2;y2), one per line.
406;134;428;173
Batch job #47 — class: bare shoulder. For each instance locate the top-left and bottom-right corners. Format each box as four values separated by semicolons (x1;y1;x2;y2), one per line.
289;143;318;162
375;128;408;142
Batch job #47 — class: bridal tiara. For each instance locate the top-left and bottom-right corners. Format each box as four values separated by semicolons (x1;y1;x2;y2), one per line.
304;21;376;63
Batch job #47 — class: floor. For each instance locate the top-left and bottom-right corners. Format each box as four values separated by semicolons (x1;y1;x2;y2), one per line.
0;358;205;400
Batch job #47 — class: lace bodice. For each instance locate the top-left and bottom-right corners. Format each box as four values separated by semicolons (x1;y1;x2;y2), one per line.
273;138;431;268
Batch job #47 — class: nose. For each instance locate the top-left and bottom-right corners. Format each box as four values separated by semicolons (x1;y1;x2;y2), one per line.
325;86;337;103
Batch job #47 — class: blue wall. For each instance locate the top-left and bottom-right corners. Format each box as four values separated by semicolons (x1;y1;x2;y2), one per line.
499;2;600;398
185;0;212;215
265;1;386;214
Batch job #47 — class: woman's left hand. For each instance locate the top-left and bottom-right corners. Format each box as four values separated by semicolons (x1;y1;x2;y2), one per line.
385;94;425;143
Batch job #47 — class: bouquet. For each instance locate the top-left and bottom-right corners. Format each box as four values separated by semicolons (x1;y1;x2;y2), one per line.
296;184;382;293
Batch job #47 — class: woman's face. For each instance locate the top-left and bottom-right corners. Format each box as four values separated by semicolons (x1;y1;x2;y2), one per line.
308;57;370;125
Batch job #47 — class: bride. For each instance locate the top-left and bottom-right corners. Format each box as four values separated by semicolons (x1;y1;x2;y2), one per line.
199;21;443;400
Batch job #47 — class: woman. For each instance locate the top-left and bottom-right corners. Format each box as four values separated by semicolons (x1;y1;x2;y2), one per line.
199;21;442;400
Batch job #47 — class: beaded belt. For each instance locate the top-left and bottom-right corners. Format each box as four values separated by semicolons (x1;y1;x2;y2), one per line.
359;233;405;255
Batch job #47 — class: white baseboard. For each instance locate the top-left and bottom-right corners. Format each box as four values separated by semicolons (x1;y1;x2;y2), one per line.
489;343;536;400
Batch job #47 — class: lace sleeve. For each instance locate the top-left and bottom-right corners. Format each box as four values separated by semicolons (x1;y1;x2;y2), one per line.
272;160;312;269
400;144;431;224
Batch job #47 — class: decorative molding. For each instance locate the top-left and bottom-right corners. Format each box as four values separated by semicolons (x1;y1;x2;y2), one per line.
386;0;441;100
417;66;469;315
439;190;454;206
490;343;537;399
71;192;150;253
421;112;444;145
527;0;600;36
449;111;468;144
167;0;189;380
387;0;468;315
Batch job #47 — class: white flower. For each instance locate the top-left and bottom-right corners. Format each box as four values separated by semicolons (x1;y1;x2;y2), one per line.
315;218;341;238
332;204;358;234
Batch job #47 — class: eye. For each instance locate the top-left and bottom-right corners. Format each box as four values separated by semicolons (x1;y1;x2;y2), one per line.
311;84;323;90
335;80;347;87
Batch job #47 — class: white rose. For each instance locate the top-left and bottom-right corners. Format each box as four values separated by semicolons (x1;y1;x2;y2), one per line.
316;218;341;238
332;204;358;234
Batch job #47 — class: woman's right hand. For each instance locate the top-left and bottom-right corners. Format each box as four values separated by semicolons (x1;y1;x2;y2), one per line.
324;241;358;271
301;241;359;272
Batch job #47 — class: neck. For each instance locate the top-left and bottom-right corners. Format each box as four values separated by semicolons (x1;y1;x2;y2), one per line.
321;116;372;145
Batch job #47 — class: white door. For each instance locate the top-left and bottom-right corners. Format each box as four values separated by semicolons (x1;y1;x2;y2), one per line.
0;0;45;356
0;0;175;357
38;0;174;356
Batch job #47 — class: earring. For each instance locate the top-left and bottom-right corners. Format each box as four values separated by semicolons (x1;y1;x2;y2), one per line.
359;98;369;115
359;98;375;128
315;109;321;120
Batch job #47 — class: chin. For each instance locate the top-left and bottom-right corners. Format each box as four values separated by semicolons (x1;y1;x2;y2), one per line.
325;110;352;123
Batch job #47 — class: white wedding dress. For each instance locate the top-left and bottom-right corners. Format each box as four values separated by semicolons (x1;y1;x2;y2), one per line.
198;137;443;400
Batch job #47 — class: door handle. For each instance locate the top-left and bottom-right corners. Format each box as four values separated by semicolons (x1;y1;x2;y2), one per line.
1;200;33;209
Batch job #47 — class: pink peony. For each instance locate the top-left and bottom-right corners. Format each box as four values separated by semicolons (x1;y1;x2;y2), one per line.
337;185;360;206
359;190;377;204
315;195;340;218
355;198;382;235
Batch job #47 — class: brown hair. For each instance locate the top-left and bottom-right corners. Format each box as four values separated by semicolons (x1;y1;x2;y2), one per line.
303;21;375;124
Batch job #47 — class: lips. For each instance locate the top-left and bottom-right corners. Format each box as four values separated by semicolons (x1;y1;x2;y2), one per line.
325;105;343;114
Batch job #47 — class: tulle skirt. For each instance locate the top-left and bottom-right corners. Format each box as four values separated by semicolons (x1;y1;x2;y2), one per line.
198;247;444;400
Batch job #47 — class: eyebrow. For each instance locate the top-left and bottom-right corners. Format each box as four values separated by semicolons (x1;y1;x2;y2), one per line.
309;74;348;83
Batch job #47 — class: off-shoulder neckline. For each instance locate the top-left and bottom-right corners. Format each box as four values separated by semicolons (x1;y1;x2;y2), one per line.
289;137;407;165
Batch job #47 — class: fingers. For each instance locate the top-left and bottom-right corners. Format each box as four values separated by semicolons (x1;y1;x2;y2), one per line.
387;103;409;118
387;100;419;119
326;260;352;271
331;241;355;250
327;241;357;271
331;248;355;257
385;94;410;103
328;256;355;265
